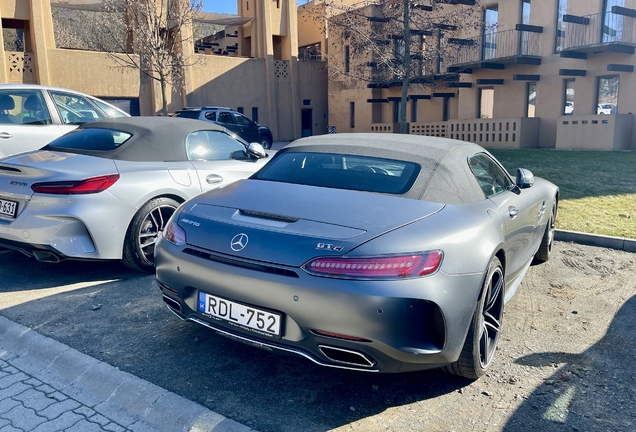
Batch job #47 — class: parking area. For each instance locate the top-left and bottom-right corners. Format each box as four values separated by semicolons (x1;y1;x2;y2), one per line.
0;241;634;432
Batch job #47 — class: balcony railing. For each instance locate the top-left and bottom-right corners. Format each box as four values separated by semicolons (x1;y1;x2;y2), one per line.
564;11;635;50
447;28;540;68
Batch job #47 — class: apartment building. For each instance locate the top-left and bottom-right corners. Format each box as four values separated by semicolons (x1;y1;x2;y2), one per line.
0;0;327;141
303;0;636;150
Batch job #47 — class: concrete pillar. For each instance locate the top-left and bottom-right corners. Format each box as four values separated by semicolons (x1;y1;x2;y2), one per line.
29;0;55;85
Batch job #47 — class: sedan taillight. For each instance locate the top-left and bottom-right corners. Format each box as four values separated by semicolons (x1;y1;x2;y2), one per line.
303;250;443;280
31;174;120;195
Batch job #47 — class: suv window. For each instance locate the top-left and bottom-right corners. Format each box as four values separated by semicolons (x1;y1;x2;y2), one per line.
468;153;513;198
217;112;234;124
234;112;252;126
174;110;199;119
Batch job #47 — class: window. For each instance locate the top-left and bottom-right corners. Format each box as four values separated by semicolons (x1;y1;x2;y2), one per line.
237;107;244;114
526;82;537;117
564;79;575;115
299;43;321;61
0;90;52;125
483;5;499;60
479;88;494;118
345;45;350;73
251;107;258;123
253;152;421;195
555;0;568;52
217;111;234;124
411;99;418;123
204;111;217;121
350;102;355;128
47;128;131;151
393;100;400;123
597;76;619;114
49;90;106;125
520;0;531;55
468;153;513;198
603;0;625;43
91;98;128;118
186;131;246;161
234;112;252;125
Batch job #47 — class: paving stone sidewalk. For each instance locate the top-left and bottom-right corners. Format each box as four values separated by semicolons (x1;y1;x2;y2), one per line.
0;316;253;432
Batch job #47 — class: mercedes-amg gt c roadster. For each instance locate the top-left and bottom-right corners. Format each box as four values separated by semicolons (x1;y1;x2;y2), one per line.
155;134;559;378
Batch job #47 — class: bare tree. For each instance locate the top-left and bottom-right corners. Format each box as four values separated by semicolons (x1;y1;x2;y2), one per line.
99;0;204;115
322;0;479;133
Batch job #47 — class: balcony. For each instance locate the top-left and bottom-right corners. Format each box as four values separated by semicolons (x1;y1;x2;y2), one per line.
446;28;542;73
561;9;636;56
6;52;36;84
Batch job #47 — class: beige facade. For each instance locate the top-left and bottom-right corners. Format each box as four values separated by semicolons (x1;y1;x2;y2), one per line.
0;0;329;141
306;0;636;150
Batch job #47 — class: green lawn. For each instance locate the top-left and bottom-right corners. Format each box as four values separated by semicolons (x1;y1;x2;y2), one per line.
488;149;636;239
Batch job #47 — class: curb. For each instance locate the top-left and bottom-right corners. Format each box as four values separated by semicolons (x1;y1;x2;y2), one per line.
0;316;255;432
555;229;636;253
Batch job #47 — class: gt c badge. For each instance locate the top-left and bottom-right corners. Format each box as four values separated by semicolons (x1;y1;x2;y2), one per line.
231;233;249;252
316;243;343;252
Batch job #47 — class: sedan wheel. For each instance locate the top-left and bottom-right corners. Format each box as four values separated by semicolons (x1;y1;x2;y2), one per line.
123;197;179;272
444;257;505;379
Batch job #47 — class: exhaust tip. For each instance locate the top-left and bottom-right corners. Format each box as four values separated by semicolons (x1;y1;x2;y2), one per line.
162;295;182;313
318;345;376;368
32;250;61;263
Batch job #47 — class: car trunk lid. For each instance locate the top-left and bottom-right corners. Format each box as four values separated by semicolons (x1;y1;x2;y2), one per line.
179;179;445;267
0;150;118;201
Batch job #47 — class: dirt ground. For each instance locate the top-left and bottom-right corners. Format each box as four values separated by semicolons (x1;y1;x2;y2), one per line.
1;240;635;431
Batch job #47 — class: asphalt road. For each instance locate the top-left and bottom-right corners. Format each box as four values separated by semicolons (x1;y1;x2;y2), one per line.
1;241;635;431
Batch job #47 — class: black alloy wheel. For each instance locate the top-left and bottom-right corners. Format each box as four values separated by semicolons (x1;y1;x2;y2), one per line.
443;256;505;379
122;197;179;272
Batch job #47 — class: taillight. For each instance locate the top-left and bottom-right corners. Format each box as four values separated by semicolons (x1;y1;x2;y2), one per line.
31;174;120;194
162;218;186;246
303;250;443;280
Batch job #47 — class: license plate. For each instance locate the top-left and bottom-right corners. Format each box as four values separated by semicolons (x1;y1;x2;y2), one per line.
0;198;17;218
198;292;282;338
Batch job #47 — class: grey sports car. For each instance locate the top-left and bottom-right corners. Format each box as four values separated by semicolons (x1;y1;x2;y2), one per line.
155;134;559;378
0;116;271;272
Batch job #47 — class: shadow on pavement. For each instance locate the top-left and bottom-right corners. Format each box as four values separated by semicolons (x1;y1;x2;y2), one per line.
0;250;472;432
504;295;636;432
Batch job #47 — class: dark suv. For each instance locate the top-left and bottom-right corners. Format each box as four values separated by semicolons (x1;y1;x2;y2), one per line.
174;106;274;149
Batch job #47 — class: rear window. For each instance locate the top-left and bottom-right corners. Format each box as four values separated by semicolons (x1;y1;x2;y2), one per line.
253;152;420;195
174;110;199;119
46;128;132;151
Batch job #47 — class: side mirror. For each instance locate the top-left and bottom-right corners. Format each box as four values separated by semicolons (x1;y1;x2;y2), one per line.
247;142;266;159
516;168;534;189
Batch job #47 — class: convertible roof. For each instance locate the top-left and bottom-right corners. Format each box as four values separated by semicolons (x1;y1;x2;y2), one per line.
44;116;226;162
282;133;495;204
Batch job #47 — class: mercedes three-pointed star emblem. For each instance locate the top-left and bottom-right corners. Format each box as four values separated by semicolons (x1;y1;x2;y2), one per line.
230;233;249;252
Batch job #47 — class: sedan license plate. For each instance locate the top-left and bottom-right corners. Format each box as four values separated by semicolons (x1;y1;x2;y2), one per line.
198;292;282;338
0;198;17;218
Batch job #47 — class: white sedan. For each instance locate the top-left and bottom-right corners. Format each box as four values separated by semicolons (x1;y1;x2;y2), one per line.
0;84;129;158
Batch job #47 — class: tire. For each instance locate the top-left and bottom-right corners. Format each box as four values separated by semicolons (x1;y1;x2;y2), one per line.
443;257;505;379
122;197;179;272
260;136;272;149
534;200;557;263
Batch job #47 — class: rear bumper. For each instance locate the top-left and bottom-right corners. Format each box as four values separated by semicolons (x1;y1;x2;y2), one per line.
155;237;486;373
